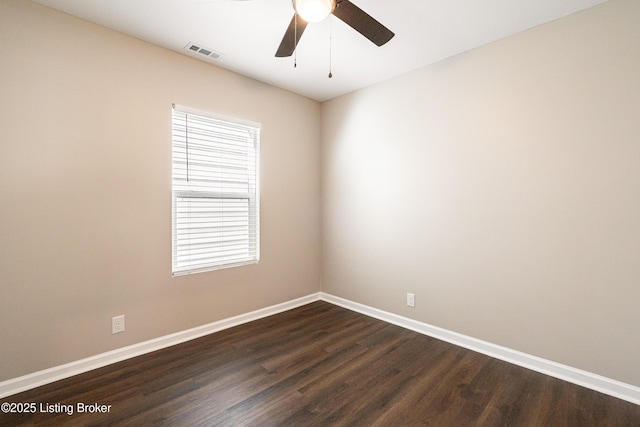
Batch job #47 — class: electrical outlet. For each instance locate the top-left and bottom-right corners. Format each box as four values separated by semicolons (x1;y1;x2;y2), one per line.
407;293;415;308
112;315;125;334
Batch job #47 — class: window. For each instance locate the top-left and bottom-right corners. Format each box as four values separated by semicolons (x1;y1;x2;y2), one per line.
172;104;260;276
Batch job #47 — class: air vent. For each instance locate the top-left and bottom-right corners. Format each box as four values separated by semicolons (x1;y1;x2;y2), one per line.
184;42;221;60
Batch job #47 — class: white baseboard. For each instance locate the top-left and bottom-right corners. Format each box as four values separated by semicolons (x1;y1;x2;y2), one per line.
2;291;638;405
320;292;640;405
0;293;321;399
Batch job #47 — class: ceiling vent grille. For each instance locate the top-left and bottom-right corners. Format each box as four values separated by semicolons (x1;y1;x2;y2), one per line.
184;42;221;60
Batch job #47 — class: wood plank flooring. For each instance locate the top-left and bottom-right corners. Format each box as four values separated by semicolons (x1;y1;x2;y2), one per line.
1;301;638;426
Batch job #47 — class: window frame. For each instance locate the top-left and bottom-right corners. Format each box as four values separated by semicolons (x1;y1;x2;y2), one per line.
171;104;260;276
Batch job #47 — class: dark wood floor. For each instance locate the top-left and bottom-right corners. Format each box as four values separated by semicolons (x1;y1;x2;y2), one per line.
1;301;638;426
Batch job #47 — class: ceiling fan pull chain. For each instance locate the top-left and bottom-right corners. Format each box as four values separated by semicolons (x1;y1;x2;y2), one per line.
294;13;298;68
328;15;333;78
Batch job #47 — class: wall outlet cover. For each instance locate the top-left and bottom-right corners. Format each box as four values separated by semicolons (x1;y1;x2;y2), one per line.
407;293;415;308
112;315;125;334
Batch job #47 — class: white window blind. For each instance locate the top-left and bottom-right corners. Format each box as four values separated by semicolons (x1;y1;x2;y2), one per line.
172;105;260;276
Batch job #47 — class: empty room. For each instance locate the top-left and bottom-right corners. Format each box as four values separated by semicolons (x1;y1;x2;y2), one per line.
0;0;639;425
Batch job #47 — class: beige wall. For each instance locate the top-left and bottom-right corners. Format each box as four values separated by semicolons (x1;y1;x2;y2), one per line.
321;0;640;386
0;0;321;381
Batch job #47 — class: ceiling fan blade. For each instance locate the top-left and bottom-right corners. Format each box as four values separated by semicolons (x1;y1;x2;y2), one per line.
332;0;394;47
275;14;308;57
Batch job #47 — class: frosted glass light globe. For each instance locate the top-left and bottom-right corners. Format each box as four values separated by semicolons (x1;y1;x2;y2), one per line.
294;0;335;23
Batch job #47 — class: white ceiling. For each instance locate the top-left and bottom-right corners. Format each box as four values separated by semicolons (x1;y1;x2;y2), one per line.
32;0;607;102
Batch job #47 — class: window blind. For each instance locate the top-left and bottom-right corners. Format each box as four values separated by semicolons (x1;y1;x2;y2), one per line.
172;105;260;276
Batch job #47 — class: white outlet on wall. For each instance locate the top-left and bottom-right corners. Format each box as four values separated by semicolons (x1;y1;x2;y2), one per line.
112;315;125;334
407;292;415;308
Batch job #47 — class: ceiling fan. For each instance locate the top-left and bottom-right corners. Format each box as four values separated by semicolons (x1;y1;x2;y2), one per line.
201;0;395;57
275;0;395;57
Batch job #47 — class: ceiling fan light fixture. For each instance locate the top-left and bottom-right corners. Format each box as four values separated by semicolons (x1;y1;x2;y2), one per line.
294;0;335;23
